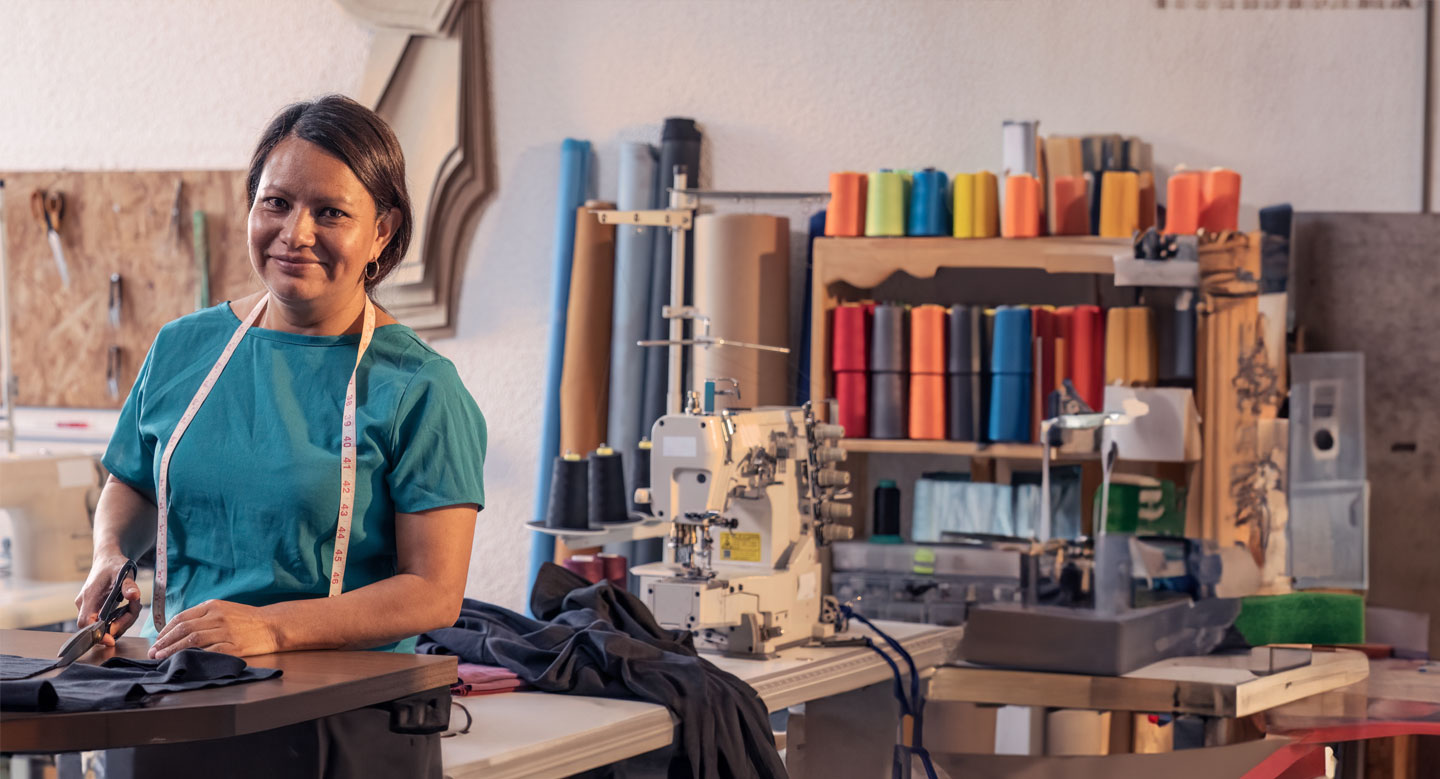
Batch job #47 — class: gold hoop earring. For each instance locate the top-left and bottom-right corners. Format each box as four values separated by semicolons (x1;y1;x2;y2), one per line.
365;260;380;281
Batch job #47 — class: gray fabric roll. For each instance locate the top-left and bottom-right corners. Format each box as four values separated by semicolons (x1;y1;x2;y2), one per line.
870;304;906;373
870;371;907;440
603;143;658;573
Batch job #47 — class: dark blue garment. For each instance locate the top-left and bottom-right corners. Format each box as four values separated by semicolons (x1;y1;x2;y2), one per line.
0;649;280;712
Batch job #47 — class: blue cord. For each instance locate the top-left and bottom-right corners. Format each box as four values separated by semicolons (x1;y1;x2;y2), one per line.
839;604;939;779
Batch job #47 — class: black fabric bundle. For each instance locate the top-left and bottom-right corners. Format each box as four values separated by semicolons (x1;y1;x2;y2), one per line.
418;563;786;779
0;649;281;712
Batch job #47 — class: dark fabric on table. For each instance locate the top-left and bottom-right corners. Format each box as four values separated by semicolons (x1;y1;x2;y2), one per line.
418;563;786;779
0;649;281;712
0;655;63;681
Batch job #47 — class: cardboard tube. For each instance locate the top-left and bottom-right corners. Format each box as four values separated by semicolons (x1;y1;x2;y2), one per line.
692;213;790;409
825;172;867;237
560;201;617;457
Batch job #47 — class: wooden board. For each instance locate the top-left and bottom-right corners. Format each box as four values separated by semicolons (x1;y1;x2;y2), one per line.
1196;233;1285;565
1;171;258;408
0;628;455;752
929;647;1370;718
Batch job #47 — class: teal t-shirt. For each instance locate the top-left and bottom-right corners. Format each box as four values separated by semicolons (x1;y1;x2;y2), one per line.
102;302;486;653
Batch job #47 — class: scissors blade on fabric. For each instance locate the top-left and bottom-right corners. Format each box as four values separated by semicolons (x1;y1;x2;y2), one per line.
56;559;138;669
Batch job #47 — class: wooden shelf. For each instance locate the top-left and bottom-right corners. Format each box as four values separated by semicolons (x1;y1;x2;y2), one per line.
813;236;1126;289
841;438;1097;461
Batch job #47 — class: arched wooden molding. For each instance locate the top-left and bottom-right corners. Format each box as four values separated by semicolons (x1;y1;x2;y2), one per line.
341;0;492;337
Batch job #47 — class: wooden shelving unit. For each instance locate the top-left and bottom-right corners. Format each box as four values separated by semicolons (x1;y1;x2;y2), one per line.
809;235;1129;429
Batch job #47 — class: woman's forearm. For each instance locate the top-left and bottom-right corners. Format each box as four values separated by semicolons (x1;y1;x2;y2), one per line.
261;572;461;651
92;475;159;561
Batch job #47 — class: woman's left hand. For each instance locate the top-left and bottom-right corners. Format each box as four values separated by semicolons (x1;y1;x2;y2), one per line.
149;600;280;660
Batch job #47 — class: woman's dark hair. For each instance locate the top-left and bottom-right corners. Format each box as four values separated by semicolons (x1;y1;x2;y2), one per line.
247;94;412;292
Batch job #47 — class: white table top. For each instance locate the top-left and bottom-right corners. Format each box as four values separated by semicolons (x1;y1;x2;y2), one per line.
441;619;960;779
0;568;154;630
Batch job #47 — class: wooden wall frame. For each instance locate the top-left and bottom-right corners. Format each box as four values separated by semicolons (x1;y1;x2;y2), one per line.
345;0;493;338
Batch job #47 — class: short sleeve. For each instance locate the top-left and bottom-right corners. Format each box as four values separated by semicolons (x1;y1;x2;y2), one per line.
102;340;159;501
387;358;487;513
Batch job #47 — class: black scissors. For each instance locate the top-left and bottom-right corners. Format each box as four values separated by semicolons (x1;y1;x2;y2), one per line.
56;560;138;668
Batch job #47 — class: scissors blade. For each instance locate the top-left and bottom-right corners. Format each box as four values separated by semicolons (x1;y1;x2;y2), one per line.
55;625;102;668
46;230;70;287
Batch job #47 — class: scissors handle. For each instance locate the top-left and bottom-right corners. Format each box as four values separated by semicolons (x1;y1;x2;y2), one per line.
99;560;139;629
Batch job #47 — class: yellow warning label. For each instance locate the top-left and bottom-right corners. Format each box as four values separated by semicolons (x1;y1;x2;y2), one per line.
719;532;763;563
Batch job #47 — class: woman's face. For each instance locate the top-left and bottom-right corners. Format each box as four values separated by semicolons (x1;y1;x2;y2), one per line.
247;136;397;311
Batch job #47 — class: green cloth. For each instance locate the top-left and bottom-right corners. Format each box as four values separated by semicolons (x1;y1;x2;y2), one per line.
103;303;486;653
1234;593;1365;647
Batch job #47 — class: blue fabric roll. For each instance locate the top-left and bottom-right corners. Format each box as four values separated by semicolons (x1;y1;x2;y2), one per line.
907;168;949;237
528;139;592;606
603;143;659;576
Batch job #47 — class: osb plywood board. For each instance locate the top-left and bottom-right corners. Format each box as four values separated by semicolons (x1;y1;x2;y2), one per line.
1;171;259;408
1292;212;1440;656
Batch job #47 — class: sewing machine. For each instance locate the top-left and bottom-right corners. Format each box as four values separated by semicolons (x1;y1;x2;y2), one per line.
0;453;100;582
633;401;853;656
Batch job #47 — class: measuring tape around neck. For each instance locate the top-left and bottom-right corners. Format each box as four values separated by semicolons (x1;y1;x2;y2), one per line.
152;292;377;632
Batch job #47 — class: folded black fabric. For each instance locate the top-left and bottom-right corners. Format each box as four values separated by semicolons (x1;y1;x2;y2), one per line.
419;563;786;779
0;655;63;681
0;649;281;712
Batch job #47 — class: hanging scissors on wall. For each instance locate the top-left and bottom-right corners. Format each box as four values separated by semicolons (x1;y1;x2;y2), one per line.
30;189;70;287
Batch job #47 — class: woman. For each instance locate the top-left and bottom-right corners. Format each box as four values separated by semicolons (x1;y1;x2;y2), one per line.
75;94;486;662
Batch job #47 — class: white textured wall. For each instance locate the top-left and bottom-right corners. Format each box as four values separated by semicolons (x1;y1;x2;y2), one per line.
1;0;1427;611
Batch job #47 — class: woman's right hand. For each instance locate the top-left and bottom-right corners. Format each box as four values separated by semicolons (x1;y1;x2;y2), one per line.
74;552;142;647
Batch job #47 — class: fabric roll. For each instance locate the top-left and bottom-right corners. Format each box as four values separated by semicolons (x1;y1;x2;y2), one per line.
869;372;907;440
1138;171;1157;232
602;144;658;571
987;307;1032;443
870;303;906;373
824;172;867;237
1051;176;1089;236
952;173;976;238
1099;171;1139;238
607;143;658;463
529;139;591;599
641;118;702;432
1105;306;1128;386
907;169;949;237
560;201;617;458
1200;168;1241;232
946;305;982;442
1155;291;1196;384
1124;306;1156;386
973;172;1000;238
691;214;789;409
908;304;947;440
796;209;827;406
833;303;869;438
1068;305;1105;411
865;171;906;236
1002;175;1041;238
1165;171;1201;235
1031;307;1057;441
1088;172;1104;236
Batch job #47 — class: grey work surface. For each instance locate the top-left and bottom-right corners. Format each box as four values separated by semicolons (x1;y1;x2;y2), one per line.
0;629;456;753
440;620;960;779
